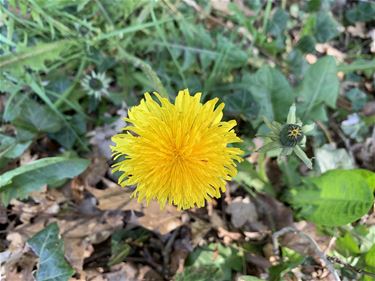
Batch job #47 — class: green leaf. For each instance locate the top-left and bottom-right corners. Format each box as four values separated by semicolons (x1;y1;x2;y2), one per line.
269;248;305;281
238;276;263;281
296;56;339;121
0;157;89;205
296;35;316;53
345;2;375;23
335;232;361;257
244;66;293;125
288;169;374;226
176;243;243;281
0;40;73;75
314;11;340;43
28;223;75;281
364;245;375;281
0;134;31;160
223;90;259;121
346;88;367;111
337;59;375;73
4;97;62;134
267;8;288;37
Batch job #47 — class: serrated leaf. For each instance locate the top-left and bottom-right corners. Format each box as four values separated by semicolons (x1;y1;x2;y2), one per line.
288;169;374;226
0;157;89;205
296;56;339;121
244;66;293;125
0;40;73;75
28;223;74;281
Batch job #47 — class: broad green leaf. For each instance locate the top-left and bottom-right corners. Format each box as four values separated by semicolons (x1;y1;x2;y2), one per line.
28;223;74;281
296;56;339;121
0;157;89;205
288;169;374;226
0;40;73;75
4;97;62;133
244;66;293;125
223;90;259;121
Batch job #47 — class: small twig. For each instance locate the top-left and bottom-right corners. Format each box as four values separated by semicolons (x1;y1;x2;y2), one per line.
162;229;179;277
272;227;341;281
327;256;375;279
329;121;356;161
315;120;334;144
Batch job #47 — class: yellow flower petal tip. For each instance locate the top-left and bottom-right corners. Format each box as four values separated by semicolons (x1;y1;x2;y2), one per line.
111;89;243;210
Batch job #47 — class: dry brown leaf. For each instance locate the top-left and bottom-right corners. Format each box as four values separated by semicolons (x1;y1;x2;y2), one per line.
64;238;94;273
86;185;136;211
136;202;182;236
137;265;163;281
56;213;123;244
190;218;211;246
347;23;367;38
218;227;242;245
226;196;258;228
103;263;138;281
369;29;375;53
86;185;182;235
281;221;331;258
82;156;109;186
88;108;127;159
316;43;346;62
254;193;293;231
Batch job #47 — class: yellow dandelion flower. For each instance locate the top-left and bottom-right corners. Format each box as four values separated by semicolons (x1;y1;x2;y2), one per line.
111;89;243;210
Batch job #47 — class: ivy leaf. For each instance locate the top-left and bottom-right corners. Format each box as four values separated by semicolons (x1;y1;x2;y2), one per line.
28;223;75;281
296;56;339;121
314;11;340;43
244;66;293;126
223;90;259;121
345;2;375;23
288;169;374;226
0;157;89;205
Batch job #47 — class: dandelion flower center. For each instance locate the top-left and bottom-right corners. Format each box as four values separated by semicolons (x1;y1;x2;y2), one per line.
280;124;304;147
89;78;103;90
111;89;243;210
